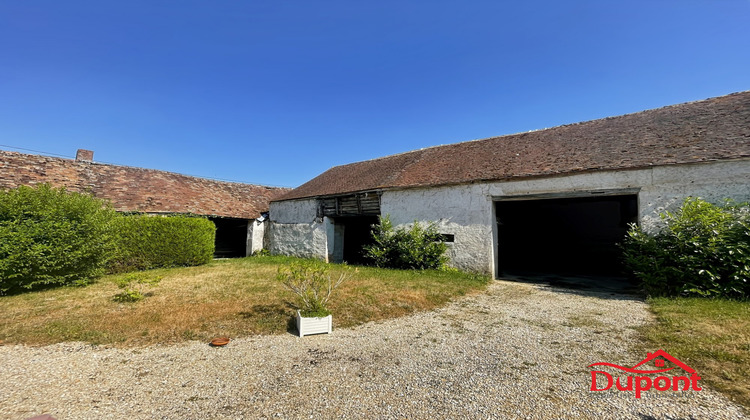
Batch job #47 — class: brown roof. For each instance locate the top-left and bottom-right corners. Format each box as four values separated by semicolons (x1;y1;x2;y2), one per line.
0;150;289;219
277;91;750;201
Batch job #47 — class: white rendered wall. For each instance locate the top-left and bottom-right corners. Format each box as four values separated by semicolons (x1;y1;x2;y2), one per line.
381;184;494;274
246;219;267;256
639;160;750;232
381;159;750;275
268;199;328;260
268;159;750;275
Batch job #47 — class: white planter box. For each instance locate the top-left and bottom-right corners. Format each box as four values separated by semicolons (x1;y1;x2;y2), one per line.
296;310;332;337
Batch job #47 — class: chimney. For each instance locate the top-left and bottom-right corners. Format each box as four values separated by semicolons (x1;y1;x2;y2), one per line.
76;149;94;162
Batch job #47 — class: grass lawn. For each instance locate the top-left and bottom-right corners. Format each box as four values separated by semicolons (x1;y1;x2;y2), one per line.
0;255;489;347
640;297;750;409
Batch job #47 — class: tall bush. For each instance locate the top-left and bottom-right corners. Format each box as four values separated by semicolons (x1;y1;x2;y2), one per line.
108;214;216;272
0;184;117;293
622;197;750;298
363;215;449;270
276;259;347;317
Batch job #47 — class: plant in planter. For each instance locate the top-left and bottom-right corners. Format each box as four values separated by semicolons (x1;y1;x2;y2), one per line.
276;260;348;337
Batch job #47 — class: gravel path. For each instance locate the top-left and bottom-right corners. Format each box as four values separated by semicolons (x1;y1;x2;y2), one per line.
1;280;746;419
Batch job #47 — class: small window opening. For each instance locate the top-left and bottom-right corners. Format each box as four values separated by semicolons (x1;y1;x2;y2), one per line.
440;234;455;243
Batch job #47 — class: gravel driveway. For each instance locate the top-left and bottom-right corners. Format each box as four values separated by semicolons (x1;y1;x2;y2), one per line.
1;279;746;419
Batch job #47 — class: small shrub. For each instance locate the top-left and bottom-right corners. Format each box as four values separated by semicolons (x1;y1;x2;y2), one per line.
0;184;117;293
622;197;750;298
113;272;162;302
364;215;449;270
276;260;348;317
109;214;215;272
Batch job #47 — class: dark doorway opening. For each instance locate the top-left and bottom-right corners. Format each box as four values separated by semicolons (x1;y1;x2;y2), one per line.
210;217;248;258
337;216;380;265
495;194;638;277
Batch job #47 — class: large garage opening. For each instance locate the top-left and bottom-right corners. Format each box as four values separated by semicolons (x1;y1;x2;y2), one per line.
209;217;248;258
495;193;638;277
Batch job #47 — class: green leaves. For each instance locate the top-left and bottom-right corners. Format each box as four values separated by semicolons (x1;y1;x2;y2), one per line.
0;184;117;293
364;215;449;270
0;184;216;294
622;197;750;299
113;272;163;302
108;214;216;272
276;260;347;316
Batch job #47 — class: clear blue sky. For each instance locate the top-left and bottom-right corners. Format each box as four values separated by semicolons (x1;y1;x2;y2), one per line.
1;1;748;188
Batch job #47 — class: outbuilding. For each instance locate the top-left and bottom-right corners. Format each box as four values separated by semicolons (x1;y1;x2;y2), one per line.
0;149;289;257
269;91;750;277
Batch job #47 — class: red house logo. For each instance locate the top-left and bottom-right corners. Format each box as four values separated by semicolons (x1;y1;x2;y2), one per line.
588;350;702;398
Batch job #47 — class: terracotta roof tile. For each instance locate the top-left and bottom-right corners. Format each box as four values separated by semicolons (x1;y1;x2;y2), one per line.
0;151;289;219
277;91;750;201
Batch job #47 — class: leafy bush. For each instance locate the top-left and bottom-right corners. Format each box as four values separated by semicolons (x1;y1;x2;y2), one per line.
108;214;215;272
276;260;347;317
113;272;163;302
363;215;449;270
0;184;117;293
622;197;750;298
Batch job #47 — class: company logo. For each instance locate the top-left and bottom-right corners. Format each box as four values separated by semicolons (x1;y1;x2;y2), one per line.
588;349;702;398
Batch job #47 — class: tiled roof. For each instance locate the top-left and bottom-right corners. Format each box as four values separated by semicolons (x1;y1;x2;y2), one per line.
0;150;289;219
277;91;750;201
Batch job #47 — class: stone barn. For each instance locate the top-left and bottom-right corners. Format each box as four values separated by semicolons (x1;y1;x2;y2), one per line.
0;149;289;257
268;91;750;277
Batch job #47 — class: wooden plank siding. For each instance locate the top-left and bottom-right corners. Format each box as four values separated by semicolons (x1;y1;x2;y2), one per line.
320;192;381;217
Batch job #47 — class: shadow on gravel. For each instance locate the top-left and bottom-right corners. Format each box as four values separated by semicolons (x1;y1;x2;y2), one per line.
498;271;644;301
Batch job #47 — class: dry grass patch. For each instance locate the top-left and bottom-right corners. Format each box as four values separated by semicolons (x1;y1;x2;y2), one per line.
640;297;750;410
0;256;489;347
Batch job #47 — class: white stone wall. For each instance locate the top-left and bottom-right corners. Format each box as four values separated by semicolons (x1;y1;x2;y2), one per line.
325;218;344;263
381;184;494;274
268;159;750;275
638;160;750;232
482;159;750;233
246;219;267;256
267;199;328;259
269;199;319;224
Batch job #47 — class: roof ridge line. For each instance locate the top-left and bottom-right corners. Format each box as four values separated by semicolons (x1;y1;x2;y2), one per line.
326;90;750;170
0;149;287;190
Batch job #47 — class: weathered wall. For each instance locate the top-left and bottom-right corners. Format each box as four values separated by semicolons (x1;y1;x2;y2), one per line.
247;219;267;256
638;160;750;232
268;159;750;274
381;184;493;273
326;219;345;263
484;159;750;232
268;199;328;259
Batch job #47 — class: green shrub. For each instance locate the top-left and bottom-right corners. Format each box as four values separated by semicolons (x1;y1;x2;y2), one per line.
113;272;163;302
364;215;449;270
622;197;750;298
0;184;117;293
109;214;215;272
276;260;348;317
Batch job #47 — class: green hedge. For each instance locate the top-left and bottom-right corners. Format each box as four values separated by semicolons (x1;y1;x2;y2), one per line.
0;184;218;293
0;184;117;293
108;214;216;272
622;197;750;299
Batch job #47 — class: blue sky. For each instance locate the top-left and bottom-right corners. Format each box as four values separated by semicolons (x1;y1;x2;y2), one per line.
1;1;748;188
